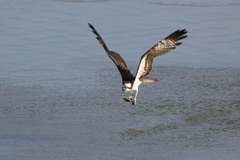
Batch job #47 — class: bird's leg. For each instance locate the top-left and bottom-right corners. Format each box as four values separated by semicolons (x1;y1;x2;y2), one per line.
132;90;138;105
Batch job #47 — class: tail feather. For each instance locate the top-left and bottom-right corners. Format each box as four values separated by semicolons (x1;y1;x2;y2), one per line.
140;77;158;83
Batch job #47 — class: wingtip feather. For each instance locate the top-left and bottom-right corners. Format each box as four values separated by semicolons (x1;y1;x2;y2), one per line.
165;29;188;43
88;23;94;29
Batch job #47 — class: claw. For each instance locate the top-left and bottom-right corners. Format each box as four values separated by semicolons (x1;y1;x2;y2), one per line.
123;96;133;102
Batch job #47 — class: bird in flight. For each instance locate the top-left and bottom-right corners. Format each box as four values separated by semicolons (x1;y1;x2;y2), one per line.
88;23;187;105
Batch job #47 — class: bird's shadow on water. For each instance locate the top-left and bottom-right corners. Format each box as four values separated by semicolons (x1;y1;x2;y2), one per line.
119;103;179;141
119;123;177;141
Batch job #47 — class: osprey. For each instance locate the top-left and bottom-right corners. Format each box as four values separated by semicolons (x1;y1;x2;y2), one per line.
89;23;187;105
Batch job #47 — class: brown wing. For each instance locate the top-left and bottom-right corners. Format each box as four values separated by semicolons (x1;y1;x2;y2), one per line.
135;29;188;80
88;23;135;83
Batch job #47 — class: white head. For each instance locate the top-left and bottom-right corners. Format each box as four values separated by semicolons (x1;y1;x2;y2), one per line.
122;82;132;92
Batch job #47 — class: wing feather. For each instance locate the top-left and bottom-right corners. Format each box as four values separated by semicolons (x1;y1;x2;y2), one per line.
88;23;135;83
135;29;188;80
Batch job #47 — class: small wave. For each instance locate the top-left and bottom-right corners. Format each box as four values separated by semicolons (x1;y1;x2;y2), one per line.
149;1;240;7
59;0;111;2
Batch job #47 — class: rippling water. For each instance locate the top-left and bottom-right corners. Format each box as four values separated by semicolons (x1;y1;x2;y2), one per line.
0;0;240;160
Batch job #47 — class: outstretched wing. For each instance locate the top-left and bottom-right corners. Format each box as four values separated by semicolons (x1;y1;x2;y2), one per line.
88;23;135;83
135;29;188;81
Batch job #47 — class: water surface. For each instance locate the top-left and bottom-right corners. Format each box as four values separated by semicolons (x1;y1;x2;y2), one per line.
0;0;240;160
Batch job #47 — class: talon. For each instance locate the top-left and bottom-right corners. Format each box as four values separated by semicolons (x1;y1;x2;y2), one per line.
123;96;133;102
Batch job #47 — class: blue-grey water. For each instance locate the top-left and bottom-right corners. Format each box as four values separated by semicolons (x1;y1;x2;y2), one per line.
0;0;240;160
